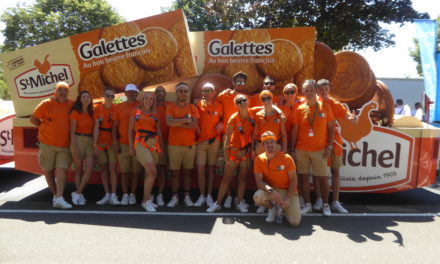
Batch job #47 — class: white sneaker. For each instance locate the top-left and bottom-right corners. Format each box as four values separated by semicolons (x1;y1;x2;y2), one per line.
313;198;323;211
109;194;120;205
256;206;266;214
301;203;312;215
96;193;110;205
148;197;158;208
223;195;233;208
120;194;129;205
206;201;221;213
53;197;72;209
156;194;165;207
52;195;56;205
265;207;276;222
194;195;206;207
323;203;332;216
129;193;136;205
71;192;80;206
236;200;249;213
299;196;305;208
142;200;157;212
184;195;194;207
331;201;348;214
167;196;179;208
206;194;214;207
79;194;86;205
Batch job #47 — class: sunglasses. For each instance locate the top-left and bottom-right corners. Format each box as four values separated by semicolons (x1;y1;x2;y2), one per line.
236;98;248;105
264;82;275;85
202;89;214;94
178;89;189;94
105;94;115;99
284;90;296;95
235;81;246;85
261;97;272;102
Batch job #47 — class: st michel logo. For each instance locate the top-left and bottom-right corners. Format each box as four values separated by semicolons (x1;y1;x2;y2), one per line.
14;55;75;98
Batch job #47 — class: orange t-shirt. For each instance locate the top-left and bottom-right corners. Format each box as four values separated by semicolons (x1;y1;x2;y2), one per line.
278;99;304;134
254;109;284;141
253;151;296;189
292;101;334;151
323;98;349;156
216;90;239;129
249;93;281;108
227;112;255;149
131;109;158;135
114;101;140;144
70;110;94;135
33;98;74;148
166;102;200;146
196;100;223;142
156;102;170;142
93;104;115;145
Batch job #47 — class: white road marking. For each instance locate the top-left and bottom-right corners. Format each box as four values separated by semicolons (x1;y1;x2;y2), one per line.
0;209;438;217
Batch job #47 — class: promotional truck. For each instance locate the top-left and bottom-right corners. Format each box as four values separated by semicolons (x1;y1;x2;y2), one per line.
1;9;439;193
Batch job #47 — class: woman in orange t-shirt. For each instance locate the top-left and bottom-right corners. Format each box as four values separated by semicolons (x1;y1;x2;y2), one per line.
207;94;254;213
128;91;163;212
93;87;120;206
70;90;95;206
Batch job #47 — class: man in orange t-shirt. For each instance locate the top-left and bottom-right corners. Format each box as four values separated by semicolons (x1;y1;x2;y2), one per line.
317;79;357;214
254;131;301;227
249;76;281;108
166;82;200;207
112;84;141;206
30;81;74;209
194;82;223;207
291;80;335;216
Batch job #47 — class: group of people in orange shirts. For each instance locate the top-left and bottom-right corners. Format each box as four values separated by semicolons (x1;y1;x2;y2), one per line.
31;70;356;227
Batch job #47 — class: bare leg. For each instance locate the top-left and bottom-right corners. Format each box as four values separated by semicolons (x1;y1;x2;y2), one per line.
109;162;118;194
313;174;321;199
215;162;237;204
73;158;82;190
331;167;340;202
316;176;330;204
183;169;192;195
236;166;248;201
130;173;139;194
197;165;206;196
77;156;94;193
100;163;110;194
121;173;129;194
171;169;180;194
300;174;311;203
142;162;157;203
157;165;166;194
43;170;56;195
207;165;215;195
55;168;67;197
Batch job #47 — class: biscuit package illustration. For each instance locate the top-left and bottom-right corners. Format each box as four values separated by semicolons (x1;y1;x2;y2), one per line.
0;10;196;117
190;27;316;96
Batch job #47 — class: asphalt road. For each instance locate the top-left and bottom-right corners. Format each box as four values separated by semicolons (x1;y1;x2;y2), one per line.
1;168;440;263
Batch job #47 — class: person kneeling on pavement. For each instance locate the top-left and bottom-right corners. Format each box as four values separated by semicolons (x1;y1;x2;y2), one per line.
253;131;301;227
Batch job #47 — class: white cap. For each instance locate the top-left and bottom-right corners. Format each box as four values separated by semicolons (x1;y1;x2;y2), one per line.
125;84;138;92
202;82;215;89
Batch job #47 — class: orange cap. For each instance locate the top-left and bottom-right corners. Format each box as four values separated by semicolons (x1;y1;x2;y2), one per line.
260;90;273;99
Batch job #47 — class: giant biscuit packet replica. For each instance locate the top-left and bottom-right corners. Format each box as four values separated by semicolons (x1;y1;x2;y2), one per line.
189;27;315;98
0;10;196;117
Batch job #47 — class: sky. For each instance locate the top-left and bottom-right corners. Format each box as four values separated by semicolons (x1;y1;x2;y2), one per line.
1;0;439;79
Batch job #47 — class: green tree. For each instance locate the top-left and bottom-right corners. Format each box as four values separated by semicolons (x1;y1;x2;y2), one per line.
409;16;440;76
168;0;428;51
0;0;125;52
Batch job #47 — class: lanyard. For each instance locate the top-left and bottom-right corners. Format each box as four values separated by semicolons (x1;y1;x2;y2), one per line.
306;103;319;128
